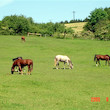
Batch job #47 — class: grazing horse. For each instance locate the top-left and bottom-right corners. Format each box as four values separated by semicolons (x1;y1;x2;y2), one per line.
21;36;25;42
54;55;73;69
94;54;110;66
11;59;33;75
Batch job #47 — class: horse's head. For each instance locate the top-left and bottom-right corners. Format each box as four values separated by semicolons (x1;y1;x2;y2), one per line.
11;67;14;74
70;63;73;69
69;60;73;69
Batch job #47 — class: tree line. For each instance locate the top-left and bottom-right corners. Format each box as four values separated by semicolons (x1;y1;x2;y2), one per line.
60;19;85;24
0;15;73;37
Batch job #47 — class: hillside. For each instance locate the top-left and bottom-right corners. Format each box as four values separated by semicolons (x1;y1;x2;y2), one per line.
0;35;110;109
0;35;110;110
65;22;87;33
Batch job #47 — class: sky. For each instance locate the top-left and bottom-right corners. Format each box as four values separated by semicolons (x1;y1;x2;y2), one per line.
0;0;110;23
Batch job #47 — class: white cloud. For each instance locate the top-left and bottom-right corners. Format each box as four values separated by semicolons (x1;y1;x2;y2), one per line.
0;0;14;7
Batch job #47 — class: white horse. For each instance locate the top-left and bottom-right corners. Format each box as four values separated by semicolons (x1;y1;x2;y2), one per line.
54;55;73;69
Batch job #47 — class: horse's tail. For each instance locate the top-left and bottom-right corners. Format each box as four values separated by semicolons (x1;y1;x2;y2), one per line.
94;54;97;61
54;57;57;66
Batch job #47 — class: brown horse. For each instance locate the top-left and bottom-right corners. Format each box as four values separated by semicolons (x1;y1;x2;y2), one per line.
11;59;33;75
94;54;110;66
21;36;25;42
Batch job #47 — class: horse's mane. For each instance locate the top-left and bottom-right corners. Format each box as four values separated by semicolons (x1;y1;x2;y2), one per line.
12;57;23;61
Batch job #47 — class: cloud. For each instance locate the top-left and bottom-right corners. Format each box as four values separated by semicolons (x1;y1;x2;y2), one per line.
0;0;14;7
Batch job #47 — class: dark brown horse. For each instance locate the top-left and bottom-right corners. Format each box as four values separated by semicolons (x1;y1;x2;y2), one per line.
11;59;33;75
21;36;25;42
94;54;110;66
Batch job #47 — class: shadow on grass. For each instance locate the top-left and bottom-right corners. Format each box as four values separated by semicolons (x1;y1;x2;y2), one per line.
6;72;31;75
53;67;70;69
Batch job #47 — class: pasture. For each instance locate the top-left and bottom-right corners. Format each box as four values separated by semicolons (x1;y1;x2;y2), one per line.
0;35;110;110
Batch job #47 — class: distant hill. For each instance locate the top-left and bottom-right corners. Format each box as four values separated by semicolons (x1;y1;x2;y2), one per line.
65;22;87;33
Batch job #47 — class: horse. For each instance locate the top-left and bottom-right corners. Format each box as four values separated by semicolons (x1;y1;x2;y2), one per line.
94;54;110;66
21;36;25;42
11;59;33;75
54;55;73;69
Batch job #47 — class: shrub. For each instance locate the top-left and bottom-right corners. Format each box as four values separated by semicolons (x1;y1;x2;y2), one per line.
81;31;95;39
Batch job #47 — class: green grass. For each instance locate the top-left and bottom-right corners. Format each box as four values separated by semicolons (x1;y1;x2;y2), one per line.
0;35;110;110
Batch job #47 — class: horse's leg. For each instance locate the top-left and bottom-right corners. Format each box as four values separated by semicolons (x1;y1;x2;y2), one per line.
56;61;59;69
96;59;98;66
29;65;32;75
67;61;71;69
17;67;20;72
30;66;32;75
28;65;31;75
105;60;107;65
107;58;110;66
18;65;23;75
28;65;32;75
98;60;100;66
66;61;70;69
23;67;25;72
96;59;100;66
64;62;66;69
108;60;109;66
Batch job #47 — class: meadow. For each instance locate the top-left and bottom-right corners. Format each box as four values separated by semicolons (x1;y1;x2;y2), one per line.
0;35;110;110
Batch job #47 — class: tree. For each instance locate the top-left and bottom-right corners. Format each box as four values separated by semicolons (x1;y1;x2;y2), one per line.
104;7;110;20
84;8;108;32
83;17;89;22
94;20;110;40
1;15;30;35
64;20;69;24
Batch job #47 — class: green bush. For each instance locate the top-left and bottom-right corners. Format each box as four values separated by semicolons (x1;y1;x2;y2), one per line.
81;31;95;39
53;32;64;39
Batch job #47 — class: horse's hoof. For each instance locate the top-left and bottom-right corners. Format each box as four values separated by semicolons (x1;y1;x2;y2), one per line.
96;64;98;67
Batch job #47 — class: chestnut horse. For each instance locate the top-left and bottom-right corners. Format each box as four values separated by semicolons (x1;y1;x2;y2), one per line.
21;36;25;42
94;54;110;66
11;59;33;75
54;55;73;69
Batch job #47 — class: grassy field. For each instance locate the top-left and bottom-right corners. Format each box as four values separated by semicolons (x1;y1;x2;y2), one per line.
65;22;87;33
0;35;110;110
